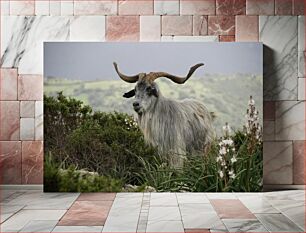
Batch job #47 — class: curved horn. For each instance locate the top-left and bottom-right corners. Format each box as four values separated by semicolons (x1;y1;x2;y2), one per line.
153;63;204;84
113;62;139;83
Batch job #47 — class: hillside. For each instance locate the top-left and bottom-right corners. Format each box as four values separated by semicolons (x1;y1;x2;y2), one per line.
44;74;263;135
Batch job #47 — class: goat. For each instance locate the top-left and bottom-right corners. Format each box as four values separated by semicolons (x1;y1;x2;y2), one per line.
113;62;215;168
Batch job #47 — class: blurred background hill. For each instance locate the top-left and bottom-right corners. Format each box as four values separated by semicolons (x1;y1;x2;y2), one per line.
44;73;262;135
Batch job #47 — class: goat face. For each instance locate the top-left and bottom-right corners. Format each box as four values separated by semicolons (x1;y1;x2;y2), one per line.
121;73;159;114
113;62;205;114
132;79;159;114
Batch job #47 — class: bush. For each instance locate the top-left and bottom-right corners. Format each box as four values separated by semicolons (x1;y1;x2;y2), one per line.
44;92;92;162
44;152;122;192
44;93;262;192
44;93;158;190
64;113;157;183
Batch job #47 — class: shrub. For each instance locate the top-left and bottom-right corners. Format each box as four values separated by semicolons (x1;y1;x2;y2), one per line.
44;93;262;192
64;114;157;183
44;93;158;189
44;92;92;162
44;152;122;192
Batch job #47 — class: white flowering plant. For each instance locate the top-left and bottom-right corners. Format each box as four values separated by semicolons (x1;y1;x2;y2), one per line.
133;95;263;192
124;116;138;131
216;123;238;187
214;95;263;191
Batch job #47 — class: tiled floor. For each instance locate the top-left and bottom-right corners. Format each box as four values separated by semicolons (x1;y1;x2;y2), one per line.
0;188;304;232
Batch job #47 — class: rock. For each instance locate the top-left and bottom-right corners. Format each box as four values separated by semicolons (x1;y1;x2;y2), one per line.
122;184;157;192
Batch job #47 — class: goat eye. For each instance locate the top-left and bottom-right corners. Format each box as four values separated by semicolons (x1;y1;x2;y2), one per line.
146;87;152;92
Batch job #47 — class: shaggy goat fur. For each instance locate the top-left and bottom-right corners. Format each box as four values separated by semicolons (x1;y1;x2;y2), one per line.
114;62;215;167
137;87;215;167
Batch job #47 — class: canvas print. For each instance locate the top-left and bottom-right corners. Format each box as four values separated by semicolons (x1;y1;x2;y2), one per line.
44;42;263;192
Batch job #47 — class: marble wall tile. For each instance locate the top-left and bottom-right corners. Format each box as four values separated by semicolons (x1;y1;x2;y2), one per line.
219;35;235;42
35;1;50;15
0;101;20;140
161;36;218;42
78;193;116;201
146;221;184;233
148;207;181;221
0;141;22;184
17;193;79;210
210;199;256;219
208;16;235;35
293;140;305;184
193;16;208;36
275;101;305;140
259;16;298;100
255;214;303;232
1;16;70;74
298;78;305;100
22;141;43;184
106;16;139;41
116;192;143;198
0;68;18;100
264;190;304;201
35;101;43;140
207;193;237;200
160;36;174;41
150;193;177;206
238;196;279;213
1;0;10;15
275;0;293;15
180;204;219;229
154;0;179;15
50;1;61;16
1;209;66;232
280;203;305;231
263;120;275;141
53;226;103;232
263;141;293;184
176;193;209;204
70;16;106;41
103;195;142;232
119;0;153;15
58;201;113;225
74;1;117;15
216;0;246;15
20;118;35;140
263;101;275;120
246;0;274;15
20;220;58;232
20;101;35;118
236;15;258;41
298;16;305;78
140;16;161;41
293;0;305;15
222;219;268;232
61;1;74;16
180;0;215;15
10;1;35;15
1;204;25;222
162;16;192;36
18;75;43;100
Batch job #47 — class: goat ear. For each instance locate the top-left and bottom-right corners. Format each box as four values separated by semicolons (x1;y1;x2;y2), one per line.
152;87;158;97
123;89;135;98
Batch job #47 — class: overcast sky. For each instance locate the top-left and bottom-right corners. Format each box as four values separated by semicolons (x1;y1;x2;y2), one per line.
44;42;262;81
